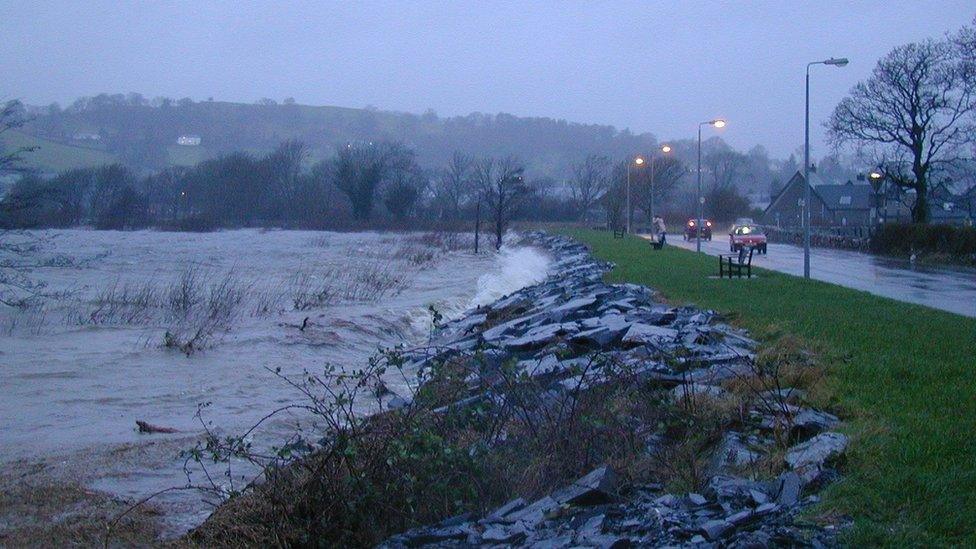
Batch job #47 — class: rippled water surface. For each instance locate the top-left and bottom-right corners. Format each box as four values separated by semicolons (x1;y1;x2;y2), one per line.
0;229;551;534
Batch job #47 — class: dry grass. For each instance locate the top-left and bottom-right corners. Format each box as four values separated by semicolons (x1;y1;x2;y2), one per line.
0;474;162;547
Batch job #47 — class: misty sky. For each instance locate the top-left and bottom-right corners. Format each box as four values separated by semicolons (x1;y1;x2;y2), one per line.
3;1;973;158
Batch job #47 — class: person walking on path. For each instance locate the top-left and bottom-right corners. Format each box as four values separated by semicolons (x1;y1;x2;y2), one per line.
653;215;667;247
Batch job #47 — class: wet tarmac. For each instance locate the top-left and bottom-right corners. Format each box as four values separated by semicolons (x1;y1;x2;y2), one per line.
646;234;976;318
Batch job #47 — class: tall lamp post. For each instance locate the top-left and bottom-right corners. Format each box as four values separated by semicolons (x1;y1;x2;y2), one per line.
803;57;848;278
649;144;672;223
626;156;644;233
869;169;885;225
696;119;726;252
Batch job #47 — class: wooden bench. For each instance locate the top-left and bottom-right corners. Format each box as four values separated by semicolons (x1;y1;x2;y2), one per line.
719;246;754;278
612;228;625;238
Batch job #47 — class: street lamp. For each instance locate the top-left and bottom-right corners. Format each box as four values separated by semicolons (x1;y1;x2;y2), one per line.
697;119;726;252
649;144;673;223
626;156;644;233
869;170;885;225
803;57;849;278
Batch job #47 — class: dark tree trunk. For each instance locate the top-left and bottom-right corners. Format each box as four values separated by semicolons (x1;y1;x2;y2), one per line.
494;210;503;250
912;150;929;224
351;192;372;220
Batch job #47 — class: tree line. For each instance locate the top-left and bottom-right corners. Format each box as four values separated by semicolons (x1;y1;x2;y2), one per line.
0;126;766;242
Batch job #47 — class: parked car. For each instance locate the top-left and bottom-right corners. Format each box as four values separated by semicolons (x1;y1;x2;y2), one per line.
730;224;767;253
684;218;712;240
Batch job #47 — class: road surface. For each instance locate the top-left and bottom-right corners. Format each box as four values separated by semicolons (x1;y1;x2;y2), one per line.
643;233;976;318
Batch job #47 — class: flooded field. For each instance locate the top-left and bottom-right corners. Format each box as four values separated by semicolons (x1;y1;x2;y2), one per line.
0;229;551;535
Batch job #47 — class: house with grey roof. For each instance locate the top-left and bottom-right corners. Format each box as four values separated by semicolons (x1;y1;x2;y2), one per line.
762;171;876;228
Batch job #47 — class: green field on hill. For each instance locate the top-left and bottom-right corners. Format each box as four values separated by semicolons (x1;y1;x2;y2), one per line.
0;130;116;173
565;229;976;547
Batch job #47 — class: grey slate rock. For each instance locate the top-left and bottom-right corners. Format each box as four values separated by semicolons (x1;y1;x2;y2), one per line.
519;354;561;377
749;488;769;505
791;408;840;437
484;497;526;523
571;327;617;348
708;476;769;508
576;513;606;540
699;519;732;540
775;471;803;506
527;535;573;548
785;432;848;482
506;323;577;350
621;323;678;345
387;395;412;410
711;431;761;472
553;465;618;505
688;493;708;506
481;523;527;544
549;296;598;321
507;496;559;528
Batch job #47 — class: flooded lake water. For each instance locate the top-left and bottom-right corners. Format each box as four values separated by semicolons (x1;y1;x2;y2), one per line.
0;229;551;534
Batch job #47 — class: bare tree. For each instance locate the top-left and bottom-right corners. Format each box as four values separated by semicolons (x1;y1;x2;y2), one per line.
263;139;308;220
569;154;610;220
384;166;427;221
604;161;630;230
474;156;527;250
332;142;414;220
0;100;37;175
434;151;473;219
828;38;976;223
0;101;45;307
954;17;975;69
703;149;747;191
637;156;685;223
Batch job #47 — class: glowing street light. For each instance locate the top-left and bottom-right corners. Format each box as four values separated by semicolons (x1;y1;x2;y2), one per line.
626;156;645;233
803;57;849;278
696;119;726;252
650;144;673;222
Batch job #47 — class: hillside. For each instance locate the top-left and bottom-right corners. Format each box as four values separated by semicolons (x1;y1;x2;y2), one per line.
20;96;661;177
0;129;117;173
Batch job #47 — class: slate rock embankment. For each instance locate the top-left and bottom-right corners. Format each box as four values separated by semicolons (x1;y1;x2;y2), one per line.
382;233;847;548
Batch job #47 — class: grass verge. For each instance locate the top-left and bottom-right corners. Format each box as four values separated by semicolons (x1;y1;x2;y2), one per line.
563;229;976;547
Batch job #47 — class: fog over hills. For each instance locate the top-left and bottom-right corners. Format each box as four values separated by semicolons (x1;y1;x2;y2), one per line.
13;95;662;177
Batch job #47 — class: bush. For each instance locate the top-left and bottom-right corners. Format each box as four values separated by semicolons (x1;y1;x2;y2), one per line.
870;223;976;263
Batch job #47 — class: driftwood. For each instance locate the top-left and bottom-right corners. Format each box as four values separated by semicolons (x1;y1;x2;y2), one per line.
136;420;179;434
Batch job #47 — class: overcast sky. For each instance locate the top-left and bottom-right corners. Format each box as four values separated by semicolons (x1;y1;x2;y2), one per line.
2;1;973;158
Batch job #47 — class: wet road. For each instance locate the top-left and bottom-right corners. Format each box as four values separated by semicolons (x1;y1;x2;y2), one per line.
646;234;976;318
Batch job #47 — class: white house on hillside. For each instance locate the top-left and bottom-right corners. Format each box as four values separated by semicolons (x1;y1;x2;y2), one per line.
177;134;202;146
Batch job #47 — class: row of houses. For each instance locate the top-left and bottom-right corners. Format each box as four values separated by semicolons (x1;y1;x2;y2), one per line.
70;132;202;146
761;171;975;228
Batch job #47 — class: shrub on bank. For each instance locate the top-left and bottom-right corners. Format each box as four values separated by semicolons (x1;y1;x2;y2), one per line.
869;223;976;263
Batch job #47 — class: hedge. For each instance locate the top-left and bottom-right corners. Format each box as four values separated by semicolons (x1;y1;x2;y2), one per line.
869;223;976;263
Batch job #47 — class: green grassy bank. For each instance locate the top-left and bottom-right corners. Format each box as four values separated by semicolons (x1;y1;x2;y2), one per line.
564;229;976;547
